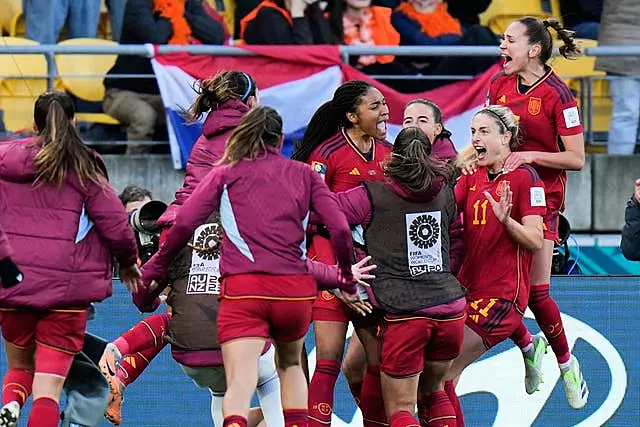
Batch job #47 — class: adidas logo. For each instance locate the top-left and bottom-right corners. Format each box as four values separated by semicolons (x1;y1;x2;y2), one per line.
498;95;506;103
470;185;476;191
349;168;360;175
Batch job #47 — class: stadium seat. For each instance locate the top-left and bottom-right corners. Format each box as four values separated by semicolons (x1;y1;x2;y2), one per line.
0;37;47;131
0;0;25;37
549;39;611;139
55;38;119;125
206;0;236;38
479;0;552;34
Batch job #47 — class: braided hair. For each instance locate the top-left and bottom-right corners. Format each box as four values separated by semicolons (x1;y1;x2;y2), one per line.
291;80;372;162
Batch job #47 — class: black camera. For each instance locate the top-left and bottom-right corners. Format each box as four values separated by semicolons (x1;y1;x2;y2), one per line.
128;200;168;265
551;214;582;275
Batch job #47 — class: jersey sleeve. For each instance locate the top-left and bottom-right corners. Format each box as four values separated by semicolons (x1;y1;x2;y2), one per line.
513;169;547;220
307;148;335;190
552;84;584;137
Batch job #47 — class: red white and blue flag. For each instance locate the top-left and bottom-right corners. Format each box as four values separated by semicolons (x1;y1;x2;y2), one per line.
151;46;498;169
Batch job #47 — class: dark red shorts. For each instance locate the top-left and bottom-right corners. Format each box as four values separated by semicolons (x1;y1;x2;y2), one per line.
217;298;312;344
542;186;564;242
0;309;87;354
465;298;523;349
380;314;466;378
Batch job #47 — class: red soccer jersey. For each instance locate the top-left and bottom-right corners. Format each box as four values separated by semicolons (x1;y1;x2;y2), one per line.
306;129;392;263
307;129;392;193
488;66;583;210
455;165;547;313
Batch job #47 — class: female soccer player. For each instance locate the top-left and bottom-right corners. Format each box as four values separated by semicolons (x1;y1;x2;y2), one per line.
448;105;547;426
0;91;140;427
140;106;358;427
485;16;588;406
402;99;457;161
99;71;281;427
291;80;391;427
326;126;467;427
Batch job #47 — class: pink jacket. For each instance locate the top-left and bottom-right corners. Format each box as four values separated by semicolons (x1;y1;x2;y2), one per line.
0;138;138;309
157;100;250;228
0;223;11;260
141;147;355;292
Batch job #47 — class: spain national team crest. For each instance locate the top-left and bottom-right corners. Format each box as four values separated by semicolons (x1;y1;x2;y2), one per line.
528;97;542;116
496;180;509;197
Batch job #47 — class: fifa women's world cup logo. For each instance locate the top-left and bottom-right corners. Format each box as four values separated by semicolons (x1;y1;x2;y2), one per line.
188;223;223;261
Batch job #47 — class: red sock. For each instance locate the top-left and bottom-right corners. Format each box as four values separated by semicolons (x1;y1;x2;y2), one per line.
425;390;456;427
509;321;533;349
27;397;59;427
389;410;420;427
529;285;570;364
223;414;248;427
113;312;171;355
360;365;387;427
2;368;33;406
417;393;429;427
117;342;167;387
308;360;340;426
284;409;308;427
348;380;363;405
444;381;464;427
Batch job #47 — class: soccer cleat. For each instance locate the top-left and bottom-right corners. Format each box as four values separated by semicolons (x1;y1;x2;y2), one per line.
0;401;20;427
99;343;122;380
524;334;548;394
561;355;589;409
104;379;125;425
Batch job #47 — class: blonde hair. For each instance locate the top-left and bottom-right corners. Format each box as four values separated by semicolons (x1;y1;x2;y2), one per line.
218;106;283;166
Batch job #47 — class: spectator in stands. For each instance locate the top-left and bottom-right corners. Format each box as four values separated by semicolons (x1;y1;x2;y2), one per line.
621;178;640;261
390;0;499;90
23;0;101;45
105;0;128;42
391;0;463;47
445;0;491;30
560;0;603;40
102;0;226;154
595;0;640;155
240;0;336;44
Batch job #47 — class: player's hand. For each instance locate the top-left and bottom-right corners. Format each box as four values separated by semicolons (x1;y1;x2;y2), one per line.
484;182;512;224
334;289;372;316
352;255;376;287
503;152;532;173
120;264;142;293
634;178;640;204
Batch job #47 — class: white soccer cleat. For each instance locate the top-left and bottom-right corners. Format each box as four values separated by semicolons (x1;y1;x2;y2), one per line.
561;355;589;409
524;334;548;394
0;401;20;427
99;343;122;380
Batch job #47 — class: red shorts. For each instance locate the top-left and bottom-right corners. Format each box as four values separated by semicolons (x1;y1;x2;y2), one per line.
543;186;564;242
380;314;466;378
464;298;523;349
0;309;87;354
217;298;312;344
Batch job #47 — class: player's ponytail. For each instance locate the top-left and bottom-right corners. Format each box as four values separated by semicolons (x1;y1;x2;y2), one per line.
219;106;283;166
33;91;105;190
384;127;455;193
291;80;372;162
187;70;257;122
518;16;581;65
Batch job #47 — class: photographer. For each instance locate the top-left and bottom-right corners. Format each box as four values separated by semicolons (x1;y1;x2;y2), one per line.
621;179;640;261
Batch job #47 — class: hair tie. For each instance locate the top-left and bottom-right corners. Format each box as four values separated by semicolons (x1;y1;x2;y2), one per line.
241;72;253;102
